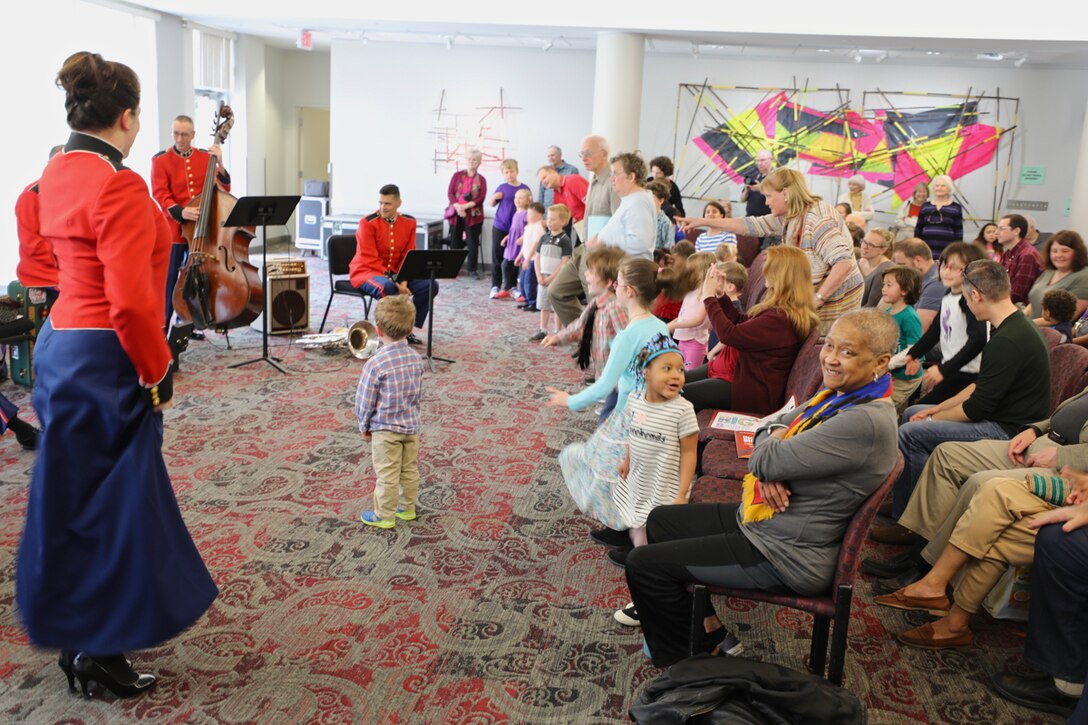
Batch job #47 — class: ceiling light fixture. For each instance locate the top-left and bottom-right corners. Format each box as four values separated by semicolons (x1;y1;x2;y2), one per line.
817;48;831;53
876;52;888;63
359;32;368;45
542;39;553;52
851;51;863;63
691;42;700;59
926;50;941;56
976;52;1005;61
445;35;453;50
1014;56;1027;67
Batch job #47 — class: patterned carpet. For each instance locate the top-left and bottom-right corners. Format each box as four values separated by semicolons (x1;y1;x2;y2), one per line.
0;251;1066;724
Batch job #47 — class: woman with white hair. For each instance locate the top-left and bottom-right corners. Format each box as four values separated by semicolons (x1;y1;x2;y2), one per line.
445;148;488;278
837;174;874;222
914;175;963;260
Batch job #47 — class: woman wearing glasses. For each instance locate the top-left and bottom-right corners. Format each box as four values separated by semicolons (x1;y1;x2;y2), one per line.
859;228;896;307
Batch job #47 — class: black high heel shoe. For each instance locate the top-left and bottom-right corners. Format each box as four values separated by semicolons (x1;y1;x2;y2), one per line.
57;650;77;692
72;653;156;698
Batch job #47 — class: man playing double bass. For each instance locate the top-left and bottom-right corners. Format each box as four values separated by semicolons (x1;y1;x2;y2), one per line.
151;114;231;335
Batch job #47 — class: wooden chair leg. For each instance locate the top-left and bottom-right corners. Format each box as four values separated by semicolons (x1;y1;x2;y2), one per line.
690;585;708;657
827;585;854;687
809;614;830;678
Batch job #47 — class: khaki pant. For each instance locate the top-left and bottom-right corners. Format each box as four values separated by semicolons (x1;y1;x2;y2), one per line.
898;437;1059;564
548;245;589;328
371;430;421;520
945;477;1054;613
891;376;923;414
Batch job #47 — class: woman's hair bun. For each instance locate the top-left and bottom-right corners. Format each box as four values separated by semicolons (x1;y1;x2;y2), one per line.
56;51;140;132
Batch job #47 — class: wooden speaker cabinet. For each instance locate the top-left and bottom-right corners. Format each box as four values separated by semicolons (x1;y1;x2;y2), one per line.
266;274;309;334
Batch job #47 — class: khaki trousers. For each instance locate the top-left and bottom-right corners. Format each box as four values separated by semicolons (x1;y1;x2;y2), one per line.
891;376;923;414
371;430;421;520
548;245;589;328
898;437;1058;564
945;477;1054;613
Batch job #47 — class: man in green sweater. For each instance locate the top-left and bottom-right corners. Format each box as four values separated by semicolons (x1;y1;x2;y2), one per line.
875;260;1050;545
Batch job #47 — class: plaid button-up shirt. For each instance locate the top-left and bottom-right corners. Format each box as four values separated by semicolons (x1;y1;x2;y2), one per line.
355;339;424;435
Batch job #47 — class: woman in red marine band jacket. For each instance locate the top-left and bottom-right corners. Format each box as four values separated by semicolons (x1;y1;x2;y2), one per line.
16;51;217;700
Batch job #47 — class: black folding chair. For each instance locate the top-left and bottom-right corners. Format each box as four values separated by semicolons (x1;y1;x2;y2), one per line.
319;234;373;333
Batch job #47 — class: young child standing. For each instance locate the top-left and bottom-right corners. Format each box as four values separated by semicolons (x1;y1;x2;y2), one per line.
557;334;698;622
667;252;717;369
489;159;531;299
530;204;573;342
517;202;546;311
881;265;924;411
355;295;426;529
499;188;533;300
542;245;629;382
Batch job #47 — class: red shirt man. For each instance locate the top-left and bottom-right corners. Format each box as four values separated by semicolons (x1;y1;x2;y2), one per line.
537;166;587;221
150;115;230;243
348;184;435;334
15;181;59;288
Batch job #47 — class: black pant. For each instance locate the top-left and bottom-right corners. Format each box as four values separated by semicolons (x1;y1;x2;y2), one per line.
501;259;519;291
682;365;732;413
1025;524;1088;703
626;503;785;667
450;217;482;274
490;226;508;288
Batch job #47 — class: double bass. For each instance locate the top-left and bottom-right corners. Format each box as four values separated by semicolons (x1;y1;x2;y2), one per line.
173;104;262;331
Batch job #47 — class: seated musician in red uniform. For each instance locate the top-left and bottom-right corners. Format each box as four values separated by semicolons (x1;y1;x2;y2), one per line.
151;114;230;332
349;184;438;344
15;146;64;296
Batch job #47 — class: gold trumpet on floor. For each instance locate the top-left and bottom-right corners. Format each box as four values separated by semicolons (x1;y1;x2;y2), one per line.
297;320;379;359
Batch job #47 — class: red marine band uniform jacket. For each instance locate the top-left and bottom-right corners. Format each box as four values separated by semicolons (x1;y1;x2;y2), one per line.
15;181;60;288
348;212;418;290
150;146;231;244
39;132;174;386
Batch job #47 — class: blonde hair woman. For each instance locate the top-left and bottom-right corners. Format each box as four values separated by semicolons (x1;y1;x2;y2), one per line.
682;245;820;415
445;148;488;278
913;174;962;260
859;227;896;307
679;168;863;335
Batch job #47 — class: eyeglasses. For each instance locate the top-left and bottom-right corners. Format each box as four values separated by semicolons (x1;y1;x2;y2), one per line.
578;149;598;158
961;260;989;289
940;261;965;272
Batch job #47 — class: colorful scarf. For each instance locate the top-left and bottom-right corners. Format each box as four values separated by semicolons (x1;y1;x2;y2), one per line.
741;374;893;524
627;332;680;394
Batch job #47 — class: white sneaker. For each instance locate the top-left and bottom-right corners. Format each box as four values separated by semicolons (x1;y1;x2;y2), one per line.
614;602;640;627
489;287;499;299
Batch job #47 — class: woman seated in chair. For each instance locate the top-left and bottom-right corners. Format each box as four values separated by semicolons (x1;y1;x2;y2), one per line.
625;308;900;667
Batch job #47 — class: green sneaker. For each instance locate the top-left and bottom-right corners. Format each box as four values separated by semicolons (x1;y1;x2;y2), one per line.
360;510;395;528
395;508;417;521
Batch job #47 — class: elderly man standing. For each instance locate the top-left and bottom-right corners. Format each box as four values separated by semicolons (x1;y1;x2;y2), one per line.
547;135;620;327
538;145;579;208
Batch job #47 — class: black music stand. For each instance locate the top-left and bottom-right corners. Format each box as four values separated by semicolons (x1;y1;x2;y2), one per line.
224;195;300;374
396;249;468;373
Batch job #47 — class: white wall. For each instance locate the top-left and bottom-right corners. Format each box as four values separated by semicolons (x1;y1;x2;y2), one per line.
0;0;161;282
330;40;596;221
639;56;1088;237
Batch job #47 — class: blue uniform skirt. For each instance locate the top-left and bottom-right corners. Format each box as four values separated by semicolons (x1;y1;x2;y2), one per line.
16;322;217;653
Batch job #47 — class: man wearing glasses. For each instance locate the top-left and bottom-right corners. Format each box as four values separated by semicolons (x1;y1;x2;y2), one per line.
151;115;230;331
996;214;1043;306
547;135;620;327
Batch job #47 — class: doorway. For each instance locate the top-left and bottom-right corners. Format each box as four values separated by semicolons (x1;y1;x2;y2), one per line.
297;107;330;194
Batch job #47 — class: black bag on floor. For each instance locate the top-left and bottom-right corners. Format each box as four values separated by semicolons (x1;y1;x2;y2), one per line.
630;654;865;725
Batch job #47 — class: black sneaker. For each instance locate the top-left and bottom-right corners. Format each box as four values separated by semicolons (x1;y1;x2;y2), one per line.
614;602;640;626
406;333;423;346
706;627;744;656
607;547;630;568
529;331;547;342
589;527;630;548
522;305;539;313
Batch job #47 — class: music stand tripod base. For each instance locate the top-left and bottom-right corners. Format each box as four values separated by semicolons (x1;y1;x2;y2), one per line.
222;195;301;374
396;249;468;373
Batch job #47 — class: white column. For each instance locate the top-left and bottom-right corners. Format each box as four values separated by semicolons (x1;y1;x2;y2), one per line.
591;32;645;154
1069;97;1088;233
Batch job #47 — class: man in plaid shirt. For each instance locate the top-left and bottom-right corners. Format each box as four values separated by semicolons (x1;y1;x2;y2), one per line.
355;295;425;528
997;213;1043;306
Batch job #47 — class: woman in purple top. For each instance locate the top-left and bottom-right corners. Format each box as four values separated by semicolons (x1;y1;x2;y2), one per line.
489;159;531;297
500;188;533;299
445;148;488;278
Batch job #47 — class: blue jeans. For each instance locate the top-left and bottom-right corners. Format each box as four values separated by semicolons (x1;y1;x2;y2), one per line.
892;404;1008;518
519;261;538;306
357;276;438;329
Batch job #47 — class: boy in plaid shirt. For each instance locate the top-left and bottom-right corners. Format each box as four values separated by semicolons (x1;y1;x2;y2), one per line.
355;295;425;528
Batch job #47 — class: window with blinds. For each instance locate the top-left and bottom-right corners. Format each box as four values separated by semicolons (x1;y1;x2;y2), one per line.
193;28;231;92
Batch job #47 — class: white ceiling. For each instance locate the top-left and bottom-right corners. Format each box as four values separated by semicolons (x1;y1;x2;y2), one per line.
126;0;1088;69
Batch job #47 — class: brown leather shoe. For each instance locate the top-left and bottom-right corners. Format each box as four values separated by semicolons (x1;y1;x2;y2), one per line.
897;621;972;649
874;587;951;616
869;523;922;546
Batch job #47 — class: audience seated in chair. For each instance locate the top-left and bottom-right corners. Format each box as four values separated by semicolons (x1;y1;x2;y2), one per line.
875;260;1050;546
626;309;900;667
